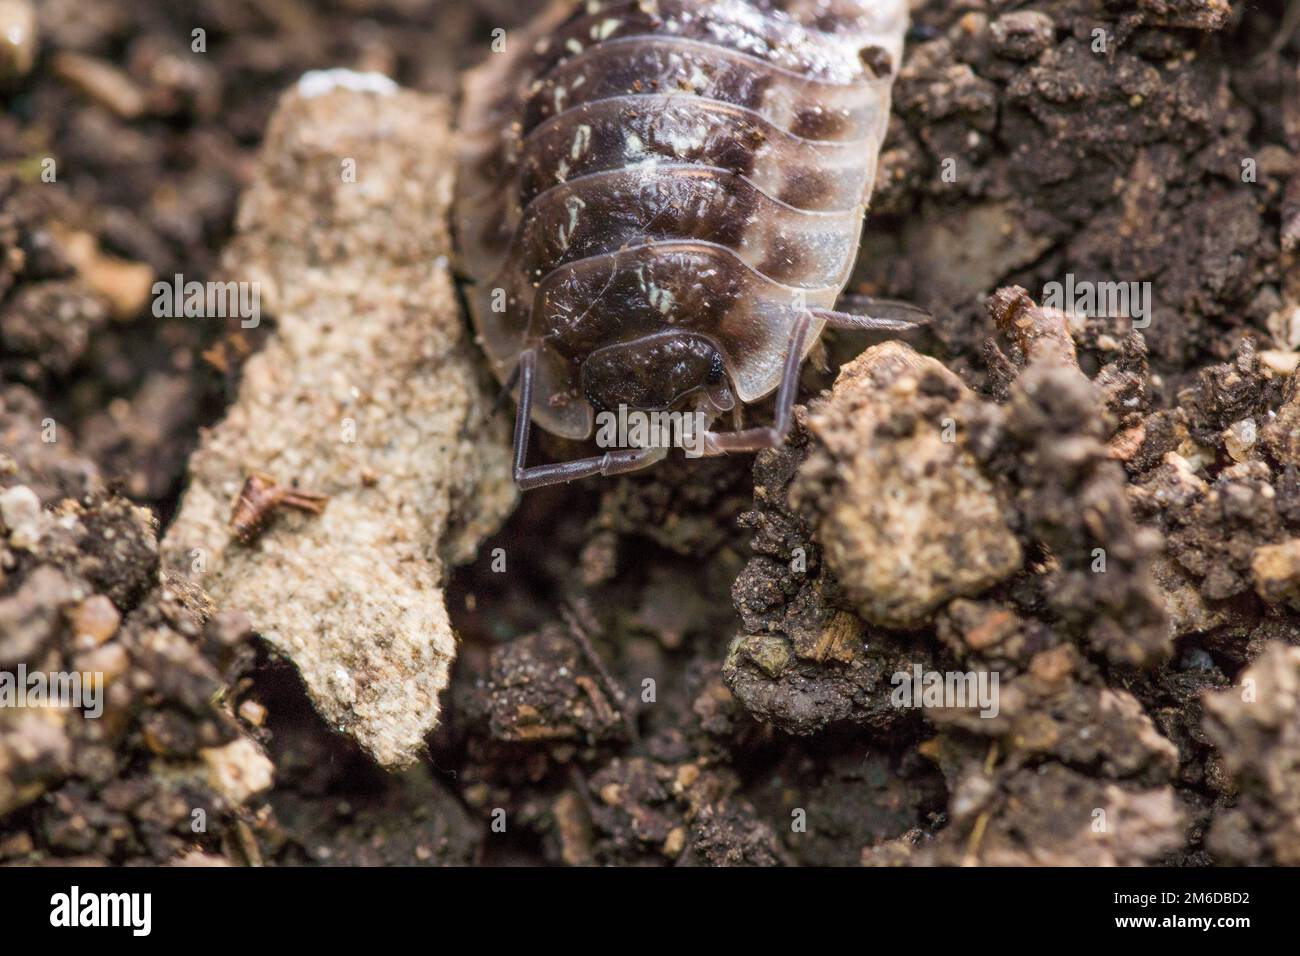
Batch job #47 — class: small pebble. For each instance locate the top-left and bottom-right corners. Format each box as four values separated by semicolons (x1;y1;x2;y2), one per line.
238;699;267;727
0;0;37;84
69;594;121;647
1224;419;1257;463
0;484;42;546
1259;350;1300;376
74;642;130;686
989;11;1055;60
54;228;155;321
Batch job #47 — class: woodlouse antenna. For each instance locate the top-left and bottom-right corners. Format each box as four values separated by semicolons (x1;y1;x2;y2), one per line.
817;297;933;332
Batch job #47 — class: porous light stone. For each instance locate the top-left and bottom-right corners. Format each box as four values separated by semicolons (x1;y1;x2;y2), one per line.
162;82;517;768
793;341;1022;629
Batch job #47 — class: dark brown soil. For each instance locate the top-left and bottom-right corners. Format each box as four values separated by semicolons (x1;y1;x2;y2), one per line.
2;0;1299;866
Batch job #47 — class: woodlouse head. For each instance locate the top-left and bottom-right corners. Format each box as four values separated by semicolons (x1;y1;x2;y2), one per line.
579;330;735;416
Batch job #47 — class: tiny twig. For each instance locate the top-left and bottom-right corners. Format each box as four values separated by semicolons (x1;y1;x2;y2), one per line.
562;600;640;745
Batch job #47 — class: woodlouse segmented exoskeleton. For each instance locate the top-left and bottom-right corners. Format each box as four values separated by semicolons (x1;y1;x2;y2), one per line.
455;0;920;489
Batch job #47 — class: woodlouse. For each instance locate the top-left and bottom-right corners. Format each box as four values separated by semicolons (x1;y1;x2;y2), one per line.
455;0;920;489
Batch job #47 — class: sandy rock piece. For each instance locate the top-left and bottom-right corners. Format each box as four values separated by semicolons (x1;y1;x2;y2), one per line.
792;341;1022;629
1202;643;1300;864
1250;539;1300;606
162;81;517;768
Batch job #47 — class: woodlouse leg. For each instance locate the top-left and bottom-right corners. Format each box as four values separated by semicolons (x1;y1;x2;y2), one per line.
701;311;813;455
512;349;667;490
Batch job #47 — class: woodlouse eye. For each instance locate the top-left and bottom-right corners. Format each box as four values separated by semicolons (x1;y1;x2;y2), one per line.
707;351;725;385
858;45;892;78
